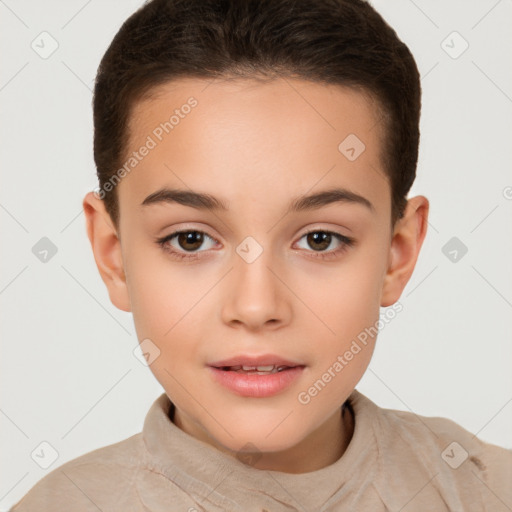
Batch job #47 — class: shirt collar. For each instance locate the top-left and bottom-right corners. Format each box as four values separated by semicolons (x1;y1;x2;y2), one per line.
140;388;379;510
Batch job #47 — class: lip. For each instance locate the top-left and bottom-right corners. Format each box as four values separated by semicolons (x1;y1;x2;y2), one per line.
208;365;305;398
208;353;304;368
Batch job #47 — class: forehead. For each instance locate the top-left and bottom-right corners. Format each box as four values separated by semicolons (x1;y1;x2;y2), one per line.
120;76;390;222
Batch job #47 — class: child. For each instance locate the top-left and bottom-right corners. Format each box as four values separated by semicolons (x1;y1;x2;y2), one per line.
11;0;511;510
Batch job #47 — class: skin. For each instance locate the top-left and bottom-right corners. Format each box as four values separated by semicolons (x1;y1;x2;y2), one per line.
83;76;429;473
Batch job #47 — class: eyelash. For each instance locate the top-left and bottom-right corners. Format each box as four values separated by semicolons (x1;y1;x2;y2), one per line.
156;228;355;262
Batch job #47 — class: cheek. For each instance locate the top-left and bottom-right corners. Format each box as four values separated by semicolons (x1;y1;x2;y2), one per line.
123;246;208;365
123;242;180;339
306;246;386;347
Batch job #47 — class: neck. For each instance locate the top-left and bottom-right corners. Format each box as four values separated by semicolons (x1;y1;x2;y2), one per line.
172;400;355;474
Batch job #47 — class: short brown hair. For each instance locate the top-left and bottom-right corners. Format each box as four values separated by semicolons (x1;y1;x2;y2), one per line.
93;0;421;230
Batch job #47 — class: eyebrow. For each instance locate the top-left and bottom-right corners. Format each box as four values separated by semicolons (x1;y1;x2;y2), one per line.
141;187;375;214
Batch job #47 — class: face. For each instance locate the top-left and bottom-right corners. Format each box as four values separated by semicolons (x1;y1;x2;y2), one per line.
84;76;428;467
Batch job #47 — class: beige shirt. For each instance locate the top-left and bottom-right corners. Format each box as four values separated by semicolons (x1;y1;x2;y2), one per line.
10;389;512;511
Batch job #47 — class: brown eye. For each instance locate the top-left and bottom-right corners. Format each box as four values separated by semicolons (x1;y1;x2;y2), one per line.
295;229;355;261
176;231;204;251
306;231;332;251
157;230;218;259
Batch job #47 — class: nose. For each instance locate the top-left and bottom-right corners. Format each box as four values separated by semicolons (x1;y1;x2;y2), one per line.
220;243;292;332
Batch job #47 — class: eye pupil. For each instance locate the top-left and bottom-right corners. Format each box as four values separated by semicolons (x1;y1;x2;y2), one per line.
307;232;331;251
178;231;204;251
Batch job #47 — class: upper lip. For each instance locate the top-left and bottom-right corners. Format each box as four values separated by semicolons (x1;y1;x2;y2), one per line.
208;354;304;368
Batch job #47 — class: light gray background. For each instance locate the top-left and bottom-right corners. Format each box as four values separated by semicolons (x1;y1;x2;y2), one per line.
1;0;511;509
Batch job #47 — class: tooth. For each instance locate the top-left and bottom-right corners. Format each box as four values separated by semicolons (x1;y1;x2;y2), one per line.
256;365;275;371
242;365;257;371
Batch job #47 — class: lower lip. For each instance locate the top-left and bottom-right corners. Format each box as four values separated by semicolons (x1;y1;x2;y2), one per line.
207;366;305;398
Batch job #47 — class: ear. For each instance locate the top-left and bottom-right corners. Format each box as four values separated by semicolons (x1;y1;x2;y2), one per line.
380;195;429;307
82;191;131;312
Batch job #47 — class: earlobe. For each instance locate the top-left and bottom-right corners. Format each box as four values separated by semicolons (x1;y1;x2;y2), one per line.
82;191;132;312
380;195;429;307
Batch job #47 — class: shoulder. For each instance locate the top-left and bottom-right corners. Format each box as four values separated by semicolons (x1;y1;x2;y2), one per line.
9;433;145;511
360;393;512;510
383;403;512;469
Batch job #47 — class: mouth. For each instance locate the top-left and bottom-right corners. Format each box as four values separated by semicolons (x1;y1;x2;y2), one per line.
208;353;304;371
207;355;306;397
215;364;297;375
